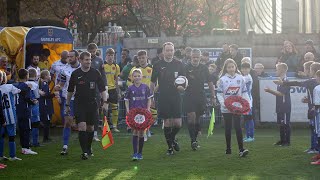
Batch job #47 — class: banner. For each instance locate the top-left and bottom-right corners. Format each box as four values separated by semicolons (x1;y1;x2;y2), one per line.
198;48;252;63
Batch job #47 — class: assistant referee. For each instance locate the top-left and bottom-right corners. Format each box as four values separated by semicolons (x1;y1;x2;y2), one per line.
66;51;108;160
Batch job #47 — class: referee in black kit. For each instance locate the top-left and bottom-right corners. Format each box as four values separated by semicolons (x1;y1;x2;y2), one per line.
65;51;109;160
151;42;185;155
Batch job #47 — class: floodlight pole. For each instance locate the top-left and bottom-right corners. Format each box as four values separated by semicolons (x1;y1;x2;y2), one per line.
239;0;246;34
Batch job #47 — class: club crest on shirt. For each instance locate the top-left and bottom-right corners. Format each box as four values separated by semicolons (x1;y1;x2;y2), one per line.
225;87;240;95
237;80;241;84
147;69;152;73
90;82;95;89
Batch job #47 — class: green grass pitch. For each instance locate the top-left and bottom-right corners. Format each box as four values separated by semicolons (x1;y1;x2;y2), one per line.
1;127;320;180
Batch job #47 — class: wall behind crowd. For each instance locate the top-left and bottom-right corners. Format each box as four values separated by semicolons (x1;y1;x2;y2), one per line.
123;34;319;71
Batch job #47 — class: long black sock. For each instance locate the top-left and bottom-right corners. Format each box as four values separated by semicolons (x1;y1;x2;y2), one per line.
79;131;88;153
286;124;291;144
43;121;50;140
138;137;144;154
280;125;285;143
195;123;200;140
87;131;94;154
188;123;196;142
171;127;180;142
164;127;173;149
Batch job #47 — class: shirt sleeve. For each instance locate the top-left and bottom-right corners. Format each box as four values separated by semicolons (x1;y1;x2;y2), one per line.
204;66;212;83
146;86;153;99
11;85;21;94
116;65;121;77
99;60;108;86
59;70;67;83
151;64;158;83
241;77;248;93
124;87;131;101
96;70;106;92
49;64;55;75
314;88;320;105
67;72;76;92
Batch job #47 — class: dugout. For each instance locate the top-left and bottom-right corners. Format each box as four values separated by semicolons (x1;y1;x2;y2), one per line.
24;26;73;124
0;26;73;124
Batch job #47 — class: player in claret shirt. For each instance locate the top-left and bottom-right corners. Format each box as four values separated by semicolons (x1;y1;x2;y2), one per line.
217;59;249;157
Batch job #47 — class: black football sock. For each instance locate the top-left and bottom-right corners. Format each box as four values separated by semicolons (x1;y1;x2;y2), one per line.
280;125;285;143
79;131;88;154
195;123;200;140
164;127;173;149
171;127;180;142
87;131;94;154
188;123;196;142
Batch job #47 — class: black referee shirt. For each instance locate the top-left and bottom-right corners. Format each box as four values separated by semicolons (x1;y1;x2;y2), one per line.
151;59;185;93
185;63;212;94
68;68;106;103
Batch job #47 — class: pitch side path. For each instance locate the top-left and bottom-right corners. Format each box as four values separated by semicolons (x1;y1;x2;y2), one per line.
1;127;319;179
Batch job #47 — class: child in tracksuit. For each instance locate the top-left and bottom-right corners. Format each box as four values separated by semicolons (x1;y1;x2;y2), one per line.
14;69;38;155
265;63;291;146
274;62;320;151
39;70;54;143
26;68;41;147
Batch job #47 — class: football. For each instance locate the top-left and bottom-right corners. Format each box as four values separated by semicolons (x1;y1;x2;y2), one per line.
174;76;188;91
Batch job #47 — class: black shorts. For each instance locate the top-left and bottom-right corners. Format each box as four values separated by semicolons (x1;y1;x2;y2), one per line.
158;91;181;119
107;89;118;104
74;99;98;125
184;93;206;115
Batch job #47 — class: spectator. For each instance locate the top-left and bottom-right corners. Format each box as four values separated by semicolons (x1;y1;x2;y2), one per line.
208;64;219;86
229;44;243;68
174;49;183;61
254;63;269;77
297;52;315;76
119;48;131;71
151;48;163;65
27;54;41;80
303;39;320;62
120;55;139;87
216;43;231;71
0;56;12;81
276;40;299;72
182;47;192;65
38;49;51;71
201;51;211;66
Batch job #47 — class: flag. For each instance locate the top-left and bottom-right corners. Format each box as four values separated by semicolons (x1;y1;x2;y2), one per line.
101;116;114;149
207;108;215;138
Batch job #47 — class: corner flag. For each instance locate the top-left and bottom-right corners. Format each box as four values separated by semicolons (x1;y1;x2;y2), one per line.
102;116;114;149
207;108;215;138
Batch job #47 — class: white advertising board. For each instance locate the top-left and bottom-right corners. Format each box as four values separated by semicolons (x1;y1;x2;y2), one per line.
259;78;309;122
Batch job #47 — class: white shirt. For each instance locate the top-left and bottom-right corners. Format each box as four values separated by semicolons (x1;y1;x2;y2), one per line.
25;80;40;99
313;85;320;106
243;74;253;107
27;66;40;81
59;63;81;99
50;60;68;85
216;73;250;113
0;84;21;124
